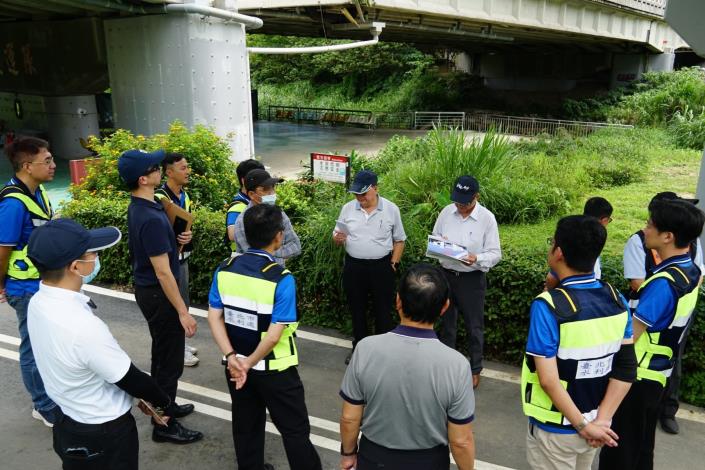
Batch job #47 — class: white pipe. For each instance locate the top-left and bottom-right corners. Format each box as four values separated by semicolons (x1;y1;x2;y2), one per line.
248;22;385;55
165;3;263;30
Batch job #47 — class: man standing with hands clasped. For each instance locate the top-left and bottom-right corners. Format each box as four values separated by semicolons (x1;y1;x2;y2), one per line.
119;149;203;444
432;175;501;388
333;170;406;365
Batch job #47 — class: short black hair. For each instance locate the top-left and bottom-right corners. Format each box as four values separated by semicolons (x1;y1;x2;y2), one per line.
161;152;185;171
5;136;49;171
398;263;449;324
554;215;606;272
236;159;265;187
35;264;69;283
649;200;705;249
243;204;284;249
583;197;613;219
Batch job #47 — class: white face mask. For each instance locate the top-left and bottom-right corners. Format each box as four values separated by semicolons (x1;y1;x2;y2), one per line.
76;255;100;284
261;194;277;205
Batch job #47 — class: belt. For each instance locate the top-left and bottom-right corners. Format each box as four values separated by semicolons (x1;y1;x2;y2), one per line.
59;411;133;433
443;267;483;277
345;253;392;264
179;251;191;263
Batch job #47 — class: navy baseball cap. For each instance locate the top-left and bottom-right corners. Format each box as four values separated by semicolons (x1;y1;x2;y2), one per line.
28;219;122;270
451;175;480;204
118;149;165;185
245;169;282;192
651;191;699;205
348;170;378;194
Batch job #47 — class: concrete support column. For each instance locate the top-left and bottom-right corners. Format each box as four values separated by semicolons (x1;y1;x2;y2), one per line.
104;13;253;161
610;54;645;89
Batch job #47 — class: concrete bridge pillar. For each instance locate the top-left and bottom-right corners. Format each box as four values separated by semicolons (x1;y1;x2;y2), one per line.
610;52;675;89
104;11;254;161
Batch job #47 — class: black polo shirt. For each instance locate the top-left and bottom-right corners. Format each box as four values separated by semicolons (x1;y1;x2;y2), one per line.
127;195;180;287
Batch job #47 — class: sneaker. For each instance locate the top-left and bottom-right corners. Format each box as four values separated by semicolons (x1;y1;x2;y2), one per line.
32;408;54;428
185;344;198;355
184;350;199;367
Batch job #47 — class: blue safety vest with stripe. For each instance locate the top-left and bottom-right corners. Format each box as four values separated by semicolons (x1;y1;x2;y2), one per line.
0;182;53;280
225;193;249;252
521;281;629;430
634;263;700;386
217;252;299;372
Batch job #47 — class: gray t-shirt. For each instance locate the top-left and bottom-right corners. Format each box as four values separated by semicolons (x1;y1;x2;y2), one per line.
340;325;475;450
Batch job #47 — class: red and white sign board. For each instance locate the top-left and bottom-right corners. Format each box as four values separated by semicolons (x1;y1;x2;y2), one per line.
310;153;350;185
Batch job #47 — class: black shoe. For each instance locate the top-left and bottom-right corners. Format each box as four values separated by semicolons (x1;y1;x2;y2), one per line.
660;416;679;435
170;403;195;418
152;419;204;444
264;465;275;470
345;353;352;365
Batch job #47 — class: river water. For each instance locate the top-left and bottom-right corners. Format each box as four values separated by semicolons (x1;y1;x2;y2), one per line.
0;122;427;206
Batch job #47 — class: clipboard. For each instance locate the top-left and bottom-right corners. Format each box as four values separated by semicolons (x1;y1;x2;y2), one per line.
159;199;194;253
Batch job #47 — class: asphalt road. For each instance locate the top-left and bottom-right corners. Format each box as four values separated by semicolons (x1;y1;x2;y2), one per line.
1;287;705;470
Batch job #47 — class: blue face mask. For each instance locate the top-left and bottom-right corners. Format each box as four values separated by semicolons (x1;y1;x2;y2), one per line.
77;255;101;285
261;194;277;205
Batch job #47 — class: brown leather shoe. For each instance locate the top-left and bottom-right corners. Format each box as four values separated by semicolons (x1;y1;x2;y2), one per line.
472;374;481;389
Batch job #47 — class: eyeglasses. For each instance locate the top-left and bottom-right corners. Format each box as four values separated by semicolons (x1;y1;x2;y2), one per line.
143;165;161;176
28;156;54;166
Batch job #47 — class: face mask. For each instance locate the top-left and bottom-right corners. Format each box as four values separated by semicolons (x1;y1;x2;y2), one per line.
76;256;101;285
261;194;277;205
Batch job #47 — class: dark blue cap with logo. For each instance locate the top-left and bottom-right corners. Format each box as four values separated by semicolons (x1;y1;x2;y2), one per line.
348;170;378;194
118;149;165;185
28;219;122;270
451;175;480;204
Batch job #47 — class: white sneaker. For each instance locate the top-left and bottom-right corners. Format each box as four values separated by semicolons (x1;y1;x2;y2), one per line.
32;409;53;428
184;350;200;367
185;344;198;355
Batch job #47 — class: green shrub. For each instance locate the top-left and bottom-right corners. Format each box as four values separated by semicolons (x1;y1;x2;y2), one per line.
669;107;705;150
76;123;238;212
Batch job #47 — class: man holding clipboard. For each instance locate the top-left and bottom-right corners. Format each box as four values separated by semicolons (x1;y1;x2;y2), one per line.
155;153;199;367
119;149;203;445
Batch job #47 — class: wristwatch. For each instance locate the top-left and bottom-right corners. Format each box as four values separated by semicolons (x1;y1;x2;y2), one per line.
340;443;358;456
574;417;589;432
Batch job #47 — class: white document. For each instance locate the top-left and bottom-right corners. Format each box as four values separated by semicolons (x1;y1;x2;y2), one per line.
425;235;469;263
335;220;351;235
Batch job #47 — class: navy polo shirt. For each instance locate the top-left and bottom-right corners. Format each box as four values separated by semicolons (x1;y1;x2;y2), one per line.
127;195;180;287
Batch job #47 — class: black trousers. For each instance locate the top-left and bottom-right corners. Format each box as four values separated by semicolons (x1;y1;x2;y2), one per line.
357;435;450;470
599;380;665;470
135;284;185;408
342;254;395;348
52;412;138;470
438;270;486;374
660;326;690;419
226;366;322;470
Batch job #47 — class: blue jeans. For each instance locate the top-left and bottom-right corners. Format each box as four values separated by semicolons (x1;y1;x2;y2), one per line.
8;293;57;413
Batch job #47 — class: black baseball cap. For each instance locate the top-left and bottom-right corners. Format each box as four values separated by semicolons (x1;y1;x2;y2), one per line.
451;175;480;204
245;169;282;192
118;149;165;185
651;191;699;206
28;219;122;270
348;170;378;194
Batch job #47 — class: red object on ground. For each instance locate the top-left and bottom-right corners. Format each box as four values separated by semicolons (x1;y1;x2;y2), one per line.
69;158;101;186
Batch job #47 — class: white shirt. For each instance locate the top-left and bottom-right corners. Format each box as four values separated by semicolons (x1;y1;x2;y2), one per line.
27;283;133;424
432;202;502;272
336;196;407;259
624;233;705;279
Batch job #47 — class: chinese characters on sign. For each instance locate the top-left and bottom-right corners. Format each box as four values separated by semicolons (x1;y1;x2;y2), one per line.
311;153;351;185
575;356;614;380
1;42;36;77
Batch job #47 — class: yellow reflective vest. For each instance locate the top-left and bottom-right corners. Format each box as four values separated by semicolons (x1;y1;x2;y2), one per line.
0;183;53;281
521;282;629;428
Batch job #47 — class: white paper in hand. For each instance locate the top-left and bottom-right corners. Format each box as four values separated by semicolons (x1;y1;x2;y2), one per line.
335;220;351;235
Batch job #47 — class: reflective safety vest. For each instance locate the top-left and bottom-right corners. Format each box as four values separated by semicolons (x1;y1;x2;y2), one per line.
155;186;192;212
634;265;699;386
225;199;247;252
217;252;298;372
521;282;629;429
0;183;53;281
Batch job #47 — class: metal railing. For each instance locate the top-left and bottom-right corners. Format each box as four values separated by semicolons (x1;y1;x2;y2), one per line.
267;105;376;128
591;0;668;16
465;114;633;137
414;112;466;130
